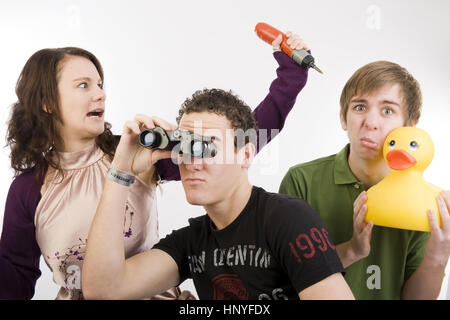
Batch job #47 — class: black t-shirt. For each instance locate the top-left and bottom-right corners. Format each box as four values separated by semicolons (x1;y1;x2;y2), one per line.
154;186;344;300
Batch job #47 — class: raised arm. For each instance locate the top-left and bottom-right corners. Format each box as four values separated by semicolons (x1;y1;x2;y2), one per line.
253;32;309;152
82;115;181;299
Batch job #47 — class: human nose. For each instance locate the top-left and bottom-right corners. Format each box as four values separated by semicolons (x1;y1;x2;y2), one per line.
180;154;204;171
363;109;380;130
92;85;106;102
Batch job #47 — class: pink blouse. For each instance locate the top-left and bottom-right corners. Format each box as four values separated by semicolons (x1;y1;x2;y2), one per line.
34;144;159;299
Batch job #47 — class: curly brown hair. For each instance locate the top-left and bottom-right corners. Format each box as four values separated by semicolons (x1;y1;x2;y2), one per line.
176;88;258;149
6;47;117;182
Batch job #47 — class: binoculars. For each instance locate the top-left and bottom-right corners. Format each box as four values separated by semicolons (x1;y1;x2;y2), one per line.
138;127;217;158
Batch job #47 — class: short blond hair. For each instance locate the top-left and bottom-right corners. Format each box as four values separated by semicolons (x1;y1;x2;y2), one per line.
340;61;422;125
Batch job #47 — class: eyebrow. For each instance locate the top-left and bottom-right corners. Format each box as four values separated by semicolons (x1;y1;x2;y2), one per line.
179;127;222;141
350;98;401;106
73;77;102;83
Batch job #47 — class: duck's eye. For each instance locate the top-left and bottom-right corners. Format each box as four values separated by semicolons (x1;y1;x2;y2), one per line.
409;141;418;150
389;140;395;148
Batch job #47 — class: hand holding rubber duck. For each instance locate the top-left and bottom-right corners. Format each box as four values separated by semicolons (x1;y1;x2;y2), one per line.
345;127;450;270
363;127;450;283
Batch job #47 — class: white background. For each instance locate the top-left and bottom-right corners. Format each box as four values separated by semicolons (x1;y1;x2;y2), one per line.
0;0;449;299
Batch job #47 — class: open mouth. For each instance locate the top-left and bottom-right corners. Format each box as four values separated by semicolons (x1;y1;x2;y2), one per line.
87;110;104;118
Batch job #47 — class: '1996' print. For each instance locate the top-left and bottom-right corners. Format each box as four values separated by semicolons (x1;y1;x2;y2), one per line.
288;227;336;263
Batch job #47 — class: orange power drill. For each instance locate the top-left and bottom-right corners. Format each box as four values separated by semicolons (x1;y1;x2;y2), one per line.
255;22;323;74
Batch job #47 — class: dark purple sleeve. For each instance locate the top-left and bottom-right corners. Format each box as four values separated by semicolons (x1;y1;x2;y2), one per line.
155;50;308;182
0;171;42;299
253;51;308;152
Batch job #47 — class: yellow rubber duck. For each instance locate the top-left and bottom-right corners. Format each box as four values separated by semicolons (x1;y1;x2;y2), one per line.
365;126;442;232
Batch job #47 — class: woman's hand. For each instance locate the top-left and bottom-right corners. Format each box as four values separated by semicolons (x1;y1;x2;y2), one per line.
112;114;177;175
272;31;310;52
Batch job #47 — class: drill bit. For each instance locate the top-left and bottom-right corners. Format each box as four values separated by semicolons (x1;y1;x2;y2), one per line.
291;49;324;74
312;65;323;74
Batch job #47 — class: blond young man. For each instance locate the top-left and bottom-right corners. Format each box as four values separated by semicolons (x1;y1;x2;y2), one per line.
280;61;450;299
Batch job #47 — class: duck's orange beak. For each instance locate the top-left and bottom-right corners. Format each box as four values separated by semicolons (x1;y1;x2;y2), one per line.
386;150;417;170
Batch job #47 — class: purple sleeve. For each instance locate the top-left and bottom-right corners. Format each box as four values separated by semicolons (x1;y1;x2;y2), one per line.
155;50;308;182
154;158;180;183
253;51;308;152
0;171;42;299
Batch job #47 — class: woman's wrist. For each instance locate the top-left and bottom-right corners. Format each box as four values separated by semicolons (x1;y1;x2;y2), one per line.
106;167;135;187
111;155;134;175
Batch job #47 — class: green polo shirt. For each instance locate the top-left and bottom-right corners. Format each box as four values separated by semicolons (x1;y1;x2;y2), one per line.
279;144;429;299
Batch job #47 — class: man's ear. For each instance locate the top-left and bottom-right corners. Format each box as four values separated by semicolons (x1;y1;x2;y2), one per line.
407;119;418;127
240;143;256;169
340;111;347;131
